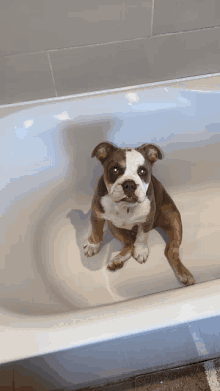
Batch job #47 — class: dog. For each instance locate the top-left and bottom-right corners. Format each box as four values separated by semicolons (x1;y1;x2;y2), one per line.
83;142;195;286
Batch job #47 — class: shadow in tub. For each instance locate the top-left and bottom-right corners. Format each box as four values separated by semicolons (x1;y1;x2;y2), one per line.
0;115;127;315
66;209;116;271
30;117;129;310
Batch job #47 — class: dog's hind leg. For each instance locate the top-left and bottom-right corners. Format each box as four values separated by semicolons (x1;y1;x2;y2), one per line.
157;205;195;286
107;222;137;271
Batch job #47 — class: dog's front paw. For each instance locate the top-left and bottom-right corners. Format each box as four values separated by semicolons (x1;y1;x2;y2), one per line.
83;238;101;257
133;243;149;264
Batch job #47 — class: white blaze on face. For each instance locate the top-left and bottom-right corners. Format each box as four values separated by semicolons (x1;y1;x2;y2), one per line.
108;149;150;203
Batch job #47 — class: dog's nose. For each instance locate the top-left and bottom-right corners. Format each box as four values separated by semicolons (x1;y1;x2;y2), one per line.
122;180;137;194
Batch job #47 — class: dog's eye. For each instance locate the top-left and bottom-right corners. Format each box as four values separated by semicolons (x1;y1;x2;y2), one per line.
111;166;119;174
138;167;147;176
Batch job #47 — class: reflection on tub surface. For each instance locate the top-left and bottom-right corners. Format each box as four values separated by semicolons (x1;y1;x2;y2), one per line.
1;85;220;316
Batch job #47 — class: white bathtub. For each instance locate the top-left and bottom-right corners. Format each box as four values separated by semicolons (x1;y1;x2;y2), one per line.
1;74;220;390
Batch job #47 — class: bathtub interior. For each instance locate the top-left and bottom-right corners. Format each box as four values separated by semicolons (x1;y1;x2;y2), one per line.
1;76;220;317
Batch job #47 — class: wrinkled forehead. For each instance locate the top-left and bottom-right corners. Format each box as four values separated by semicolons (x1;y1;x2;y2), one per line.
125;149;146;171
107;148;148;170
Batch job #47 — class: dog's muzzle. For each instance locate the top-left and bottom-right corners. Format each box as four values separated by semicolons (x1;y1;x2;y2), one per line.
120;180;138;203
122;180;137;196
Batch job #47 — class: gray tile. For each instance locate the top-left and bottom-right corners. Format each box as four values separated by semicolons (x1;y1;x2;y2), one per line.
123;326;197;373
0;52;56;105
152;0;220;36
49;39;151;96
0;0;152;56
50;27;220;97
148;27;220;81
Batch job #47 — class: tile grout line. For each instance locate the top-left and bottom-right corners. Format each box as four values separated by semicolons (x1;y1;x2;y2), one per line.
48;24;220;52
1;24;220;59
47;51;58;98
152;24;220;37
150;0;155;36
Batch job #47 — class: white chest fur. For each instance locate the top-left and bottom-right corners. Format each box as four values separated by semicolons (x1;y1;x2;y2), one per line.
101;195;151;230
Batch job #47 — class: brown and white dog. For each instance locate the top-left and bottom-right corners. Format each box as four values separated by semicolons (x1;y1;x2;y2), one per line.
83;142;195;286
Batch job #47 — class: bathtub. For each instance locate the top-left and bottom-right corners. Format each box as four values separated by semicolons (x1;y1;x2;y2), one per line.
1;74;220;390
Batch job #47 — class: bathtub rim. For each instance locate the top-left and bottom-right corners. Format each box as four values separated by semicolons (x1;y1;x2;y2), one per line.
1;72;220;110
0;277;220;365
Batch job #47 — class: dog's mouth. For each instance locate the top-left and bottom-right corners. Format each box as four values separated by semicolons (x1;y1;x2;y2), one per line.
121;196;138;203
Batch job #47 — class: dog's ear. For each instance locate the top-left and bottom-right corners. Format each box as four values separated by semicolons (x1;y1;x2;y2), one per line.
91;142;118;164
136;143;163;165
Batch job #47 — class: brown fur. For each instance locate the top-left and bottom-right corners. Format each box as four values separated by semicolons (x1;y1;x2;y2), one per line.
85;143;195;286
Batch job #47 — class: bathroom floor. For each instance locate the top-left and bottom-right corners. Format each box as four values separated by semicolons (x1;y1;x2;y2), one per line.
77;357;220;391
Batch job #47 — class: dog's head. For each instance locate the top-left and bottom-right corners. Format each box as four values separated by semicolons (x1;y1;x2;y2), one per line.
92;142;163;204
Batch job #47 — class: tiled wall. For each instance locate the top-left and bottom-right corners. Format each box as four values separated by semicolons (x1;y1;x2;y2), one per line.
1;0;220;105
